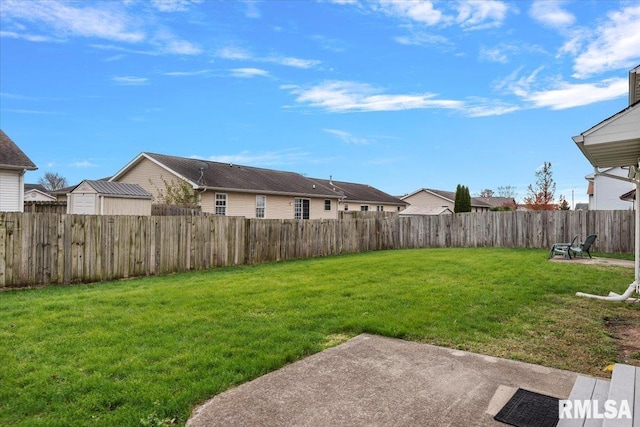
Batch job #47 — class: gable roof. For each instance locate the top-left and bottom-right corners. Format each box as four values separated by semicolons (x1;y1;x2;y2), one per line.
572;101;640;168
399;206;453;216
25;183;49;192
309;178;406;206
72;180;152;198
0;130;37;171
401;188;492;208
112;152;341;198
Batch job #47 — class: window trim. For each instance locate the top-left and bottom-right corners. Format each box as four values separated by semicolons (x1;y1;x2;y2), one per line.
215;193;227;216
256;195;266;219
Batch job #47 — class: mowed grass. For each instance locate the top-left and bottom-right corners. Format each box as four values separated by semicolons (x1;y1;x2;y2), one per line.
1;248;638;426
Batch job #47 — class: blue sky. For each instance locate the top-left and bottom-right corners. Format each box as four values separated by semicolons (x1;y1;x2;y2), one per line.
1;0;639;205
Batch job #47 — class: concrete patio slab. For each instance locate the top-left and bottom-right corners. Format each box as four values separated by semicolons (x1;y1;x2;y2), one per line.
187;334;583;426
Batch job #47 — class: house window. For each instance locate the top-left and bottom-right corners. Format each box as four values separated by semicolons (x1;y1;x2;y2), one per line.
256;195;266;218
294;198;310;219
324;199;331;211
360;205;369;211
376;205;384;212
344;203;349;211
215;193;227;215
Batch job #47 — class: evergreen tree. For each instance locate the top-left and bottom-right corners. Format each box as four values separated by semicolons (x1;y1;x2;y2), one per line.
454;184;463;213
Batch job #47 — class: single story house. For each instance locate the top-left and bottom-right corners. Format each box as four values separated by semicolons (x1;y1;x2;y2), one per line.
109;152;406;219
68;180;152;216
0;130;37;212
401;188;515;213
24;184;56;202
310;177;406;213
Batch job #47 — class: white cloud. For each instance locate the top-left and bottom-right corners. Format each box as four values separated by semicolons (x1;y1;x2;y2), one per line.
74;160;97;168
229;68;270;78
284;80;463;113
112;76;149;85
375;0;444;26
572;4;640;78
454;0;510;30
206;148;309;166
529;0;575;28
1;0;145;43
0;30;53;42
523;78;628;109
394;32;452;47
323;129;369;145
216;46;320;69
337;0;510;30
163;69;212;76
1;0;201;56
151;0;202;13
244;0;261;19
216;46;253;60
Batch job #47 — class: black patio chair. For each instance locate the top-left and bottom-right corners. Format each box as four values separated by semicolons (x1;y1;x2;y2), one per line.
549;235;579;259
570;234;597;259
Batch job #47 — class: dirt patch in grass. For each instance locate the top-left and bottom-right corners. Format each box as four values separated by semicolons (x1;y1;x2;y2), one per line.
605;312;640;367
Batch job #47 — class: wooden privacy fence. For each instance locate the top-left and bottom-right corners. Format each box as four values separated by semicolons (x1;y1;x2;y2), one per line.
0;210;634;288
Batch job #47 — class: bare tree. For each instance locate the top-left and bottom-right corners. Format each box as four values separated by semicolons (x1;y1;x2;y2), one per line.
523;162;556;210
496;185;517;198
38;172;68;191
478;189;494;198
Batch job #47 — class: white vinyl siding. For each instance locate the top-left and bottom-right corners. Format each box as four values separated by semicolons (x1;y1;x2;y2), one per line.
0;170;23;212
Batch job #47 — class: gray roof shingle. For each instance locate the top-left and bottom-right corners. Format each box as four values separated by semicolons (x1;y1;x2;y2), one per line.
0;130;37;170
309;178;406;205
144;153;340;198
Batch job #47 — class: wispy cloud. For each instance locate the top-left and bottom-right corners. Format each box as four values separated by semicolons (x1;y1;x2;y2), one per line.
1;0;144;43
571;4;640;78
229;68;270;78
1;0;201;55
529;0;575;29
323;129;369;145
163;69;212;76
523;78;628;109
3;109;64;115
283;80;463;113
151;0;203;13
216;46;321;69
204;148;309;166
0;30;53;42
112;76;149;85
73;160;97;168
335;0;511;31
498;68;628;109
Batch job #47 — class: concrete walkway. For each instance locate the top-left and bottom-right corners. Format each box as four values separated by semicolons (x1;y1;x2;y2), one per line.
187;334;582;427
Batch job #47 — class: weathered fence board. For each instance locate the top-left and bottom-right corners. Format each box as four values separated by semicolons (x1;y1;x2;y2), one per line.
0;210;635;288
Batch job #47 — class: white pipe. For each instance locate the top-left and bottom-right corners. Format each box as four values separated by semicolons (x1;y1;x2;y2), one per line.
576;281;638;301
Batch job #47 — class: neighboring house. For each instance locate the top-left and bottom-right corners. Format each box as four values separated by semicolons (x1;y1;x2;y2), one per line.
109;152;405;219
584;167;635;210
399;206;453;216
67;180;152;216
574;203;589;211
24;184;56;202
0;130;37;212
401;188;515;213
310;177;406;213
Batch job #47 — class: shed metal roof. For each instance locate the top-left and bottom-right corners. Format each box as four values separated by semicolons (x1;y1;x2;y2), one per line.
74;180;152;198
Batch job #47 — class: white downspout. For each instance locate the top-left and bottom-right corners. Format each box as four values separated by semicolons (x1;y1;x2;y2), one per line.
576;164;639;301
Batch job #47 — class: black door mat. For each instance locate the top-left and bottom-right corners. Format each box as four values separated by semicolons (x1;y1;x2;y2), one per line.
494;388;559;427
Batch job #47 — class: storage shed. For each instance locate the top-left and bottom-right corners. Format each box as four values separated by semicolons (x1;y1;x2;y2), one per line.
68;180;152;216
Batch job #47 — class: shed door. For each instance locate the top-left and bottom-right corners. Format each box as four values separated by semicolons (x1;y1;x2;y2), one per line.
73;193;95;214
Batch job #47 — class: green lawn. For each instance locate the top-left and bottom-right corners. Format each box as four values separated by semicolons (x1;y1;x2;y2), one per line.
1;248;637;427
